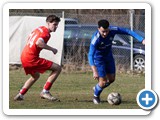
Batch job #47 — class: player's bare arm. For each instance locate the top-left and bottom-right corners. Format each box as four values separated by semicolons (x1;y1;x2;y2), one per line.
91;66;99;80
36;38;58;54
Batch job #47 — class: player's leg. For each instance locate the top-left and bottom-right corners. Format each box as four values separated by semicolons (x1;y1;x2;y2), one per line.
102;74;115;89
106;74;115;84
43;62;61;92
93;63;107;104
93;77;108;104
94;74;115;96
93;74;115;104
94;76;107;92
47;62;61;83
40;62;61;101
103;57;116;88
93;58;116;104
14;72;40;101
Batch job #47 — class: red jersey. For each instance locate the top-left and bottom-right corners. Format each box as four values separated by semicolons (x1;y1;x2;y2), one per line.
21;26;53;75
22;26;50;58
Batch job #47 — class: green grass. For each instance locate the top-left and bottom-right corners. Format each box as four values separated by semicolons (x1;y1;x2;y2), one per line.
9;69;145;109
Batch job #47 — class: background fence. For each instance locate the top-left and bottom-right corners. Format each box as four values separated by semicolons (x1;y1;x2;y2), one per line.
9;9;145;73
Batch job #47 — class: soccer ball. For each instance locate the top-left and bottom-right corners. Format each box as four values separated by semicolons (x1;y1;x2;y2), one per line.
107;92;122;105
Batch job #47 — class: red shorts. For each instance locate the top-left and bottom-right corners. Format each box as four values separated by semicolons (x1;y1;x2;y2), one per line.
21;57;53;75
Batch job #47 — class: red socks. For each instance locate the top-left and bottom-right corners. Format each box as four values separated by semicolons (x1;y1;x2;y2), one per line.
20;88;28;95
43;82;52;91
19;82;52;95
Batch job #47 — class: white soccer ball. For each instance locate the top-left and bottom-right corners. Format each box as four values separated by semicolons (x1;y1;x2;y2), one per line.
107;92;122;105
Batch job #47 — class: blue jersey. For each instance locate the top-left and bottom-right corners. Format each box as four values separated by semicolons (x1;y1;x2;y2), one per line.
88;26;144;66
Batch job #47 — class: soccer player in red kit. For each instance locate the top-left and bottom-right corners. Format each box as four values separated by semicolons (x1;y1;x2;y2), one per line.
14;15;61;101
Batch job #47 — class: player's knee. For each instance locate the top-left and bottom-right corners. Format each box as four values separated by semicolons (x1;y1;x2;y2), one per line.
57;65;62;73
54;64;61;73
32;73;40;81
36;74;40;80
109;77;115;83
101;81;107;88
50;63;61;72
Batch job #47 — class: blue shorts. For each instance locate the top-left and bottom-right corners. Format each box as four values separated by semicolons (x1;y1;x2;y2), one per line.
95;59;116;77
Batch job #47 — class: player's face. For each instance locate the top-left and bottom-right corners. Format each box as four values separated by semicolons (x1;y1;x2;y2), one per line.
48;21;59;32
98;27;110;38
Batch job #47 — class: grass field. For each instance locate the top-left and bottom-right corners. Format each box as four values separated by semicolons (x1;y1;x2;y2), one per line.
9;69;145;109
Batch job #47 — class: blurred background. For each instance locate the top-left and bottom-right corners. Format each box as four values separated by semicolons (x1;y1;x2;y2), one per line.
9;9;145;74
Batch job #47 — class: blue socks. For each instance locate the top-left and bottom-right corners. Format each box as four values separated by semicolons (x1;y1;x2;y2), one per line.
94;84;103;97
94;82;111;97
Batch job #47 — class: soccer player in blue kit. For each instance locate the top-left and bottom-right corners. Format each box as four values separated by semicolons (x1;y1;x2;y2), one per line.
88;19;145;104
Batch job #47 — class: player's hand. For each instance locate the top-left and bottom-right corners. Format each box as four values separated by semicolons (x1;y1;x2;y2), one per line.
52;48;58;54
142;39;145;45
93;71;99;80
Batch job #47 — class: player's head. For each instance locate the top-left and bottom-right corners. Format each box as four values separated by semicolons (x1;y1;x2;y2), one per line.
46;15;61;32
98;19;110;38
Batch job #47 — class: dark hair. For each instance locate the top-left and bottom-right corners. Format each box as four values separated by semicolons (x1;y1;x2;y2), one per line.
46;15;61;23
98;19;110;29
